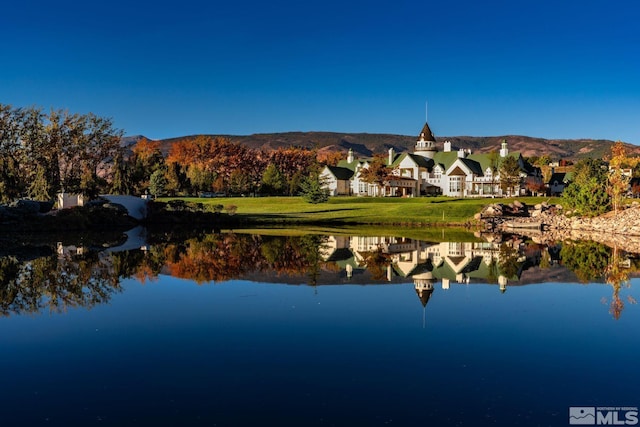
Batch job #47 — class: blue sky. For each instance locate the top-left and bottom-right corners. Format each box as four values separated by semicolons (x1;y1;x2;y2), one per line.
1;0;639;143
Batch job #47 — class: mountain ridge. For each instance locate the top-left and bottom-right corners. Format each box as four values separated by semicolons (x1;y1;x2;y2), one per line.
124;132;640;162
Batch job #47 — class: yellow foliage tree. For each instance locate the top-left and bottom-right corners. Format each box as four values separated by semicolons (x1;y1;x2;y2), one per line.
608;141;640;214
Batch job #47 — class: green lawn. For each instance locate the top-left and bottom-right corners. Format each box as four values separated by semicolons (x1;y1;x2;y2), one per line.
158;195;562;226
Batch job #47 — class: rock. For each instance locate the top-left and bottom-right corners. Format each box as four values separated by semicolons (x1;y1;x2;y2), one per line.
37;201;54;213
103;203;128;215
85;198;108;208
534;203;542;210
513;200;524;208
474;213;482;220
10;199;41;214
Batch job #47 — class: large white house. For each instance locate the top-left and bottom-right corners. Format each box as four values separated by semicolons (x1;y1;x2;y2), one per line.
321;121;543;197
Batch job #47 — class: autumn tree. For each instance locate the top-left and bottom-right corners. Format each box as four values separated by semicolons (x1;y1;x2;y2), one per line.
130;137;164;194
525;180;547;196
267;147;318;195
167;135;255;194
608;141;639;214
358;154;394;196
317;150;343;167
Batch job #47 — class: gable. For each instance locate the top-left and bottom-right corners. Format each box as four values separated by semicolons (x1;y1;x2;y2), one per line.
449;166;467;176
446;158;483;177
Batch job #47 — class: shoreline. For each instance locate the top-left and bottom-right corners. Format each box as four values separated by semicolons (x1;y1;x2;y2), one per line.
486;203;640;251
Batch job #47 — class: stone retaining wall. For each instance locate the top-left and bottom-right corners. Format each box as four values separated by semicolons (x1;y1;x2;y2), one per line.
480;201;640;251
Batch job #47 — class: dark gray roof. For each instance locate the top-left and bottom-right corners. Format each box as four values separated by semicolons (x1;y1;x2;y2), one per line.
326;166;354;180
548;172;567;185
460;158;484;176
406;154;435;169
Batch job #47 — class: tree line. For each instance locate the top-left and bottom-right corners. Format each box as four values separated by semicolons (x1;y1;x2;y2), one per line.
129;135;324;198
0;104;122;203
0;103;332;203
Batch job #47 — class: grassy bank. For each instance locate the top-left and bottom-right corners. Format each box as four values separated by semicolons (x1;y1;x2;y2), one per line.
158;196;562;226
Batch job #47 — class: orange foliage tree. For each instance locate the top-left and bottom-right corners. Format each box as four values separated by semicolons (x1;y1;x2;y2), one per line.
167;136;263;194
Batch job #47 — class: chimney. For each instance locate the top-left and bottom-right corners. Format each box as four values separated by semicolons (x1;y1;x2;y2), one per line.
443;141;451;152
347;148;354;163
457;148;466;158
388;147;394;165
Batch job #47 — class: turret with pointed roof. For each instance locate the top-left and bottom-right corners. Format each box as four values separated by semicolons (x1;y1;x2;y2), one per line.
414;122;438;159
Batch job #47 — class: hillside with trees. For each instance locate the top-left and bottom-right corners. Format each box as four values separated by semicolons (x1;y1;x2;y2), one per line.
136;132;640;163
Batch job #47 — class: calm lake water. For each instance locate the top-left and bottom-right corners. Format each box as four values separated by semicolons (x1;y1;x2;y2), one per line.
1;230;639;426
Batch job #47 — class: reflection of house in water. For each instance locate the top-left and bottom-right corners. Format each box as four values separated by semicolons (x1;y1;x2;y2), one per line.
57;242;85;258
322;236;522;298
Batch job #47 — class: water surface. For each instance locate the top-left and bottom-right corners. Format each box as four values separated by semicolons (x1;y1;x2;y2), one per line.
1;232;638;426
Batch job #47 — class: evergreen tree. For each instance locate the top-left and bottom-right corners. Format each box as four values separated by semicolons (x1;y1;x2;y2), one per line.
498;156;521;197
149;169;167;197
261;163;286;195
110;150;131;195
299;172;329;204
28;165;51;201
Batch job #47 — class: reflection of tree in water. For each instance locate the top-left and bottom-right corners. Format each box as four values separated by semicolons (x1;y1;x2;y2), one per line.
262;235;327;281
298;235;328;287
3;233;639;318
561;240;637;319
498;242;521;279
0;251;125;317
164;233;263;283
162;234;330;285
605;246;631;320
561;241;610;283
358;248;392;281
486;257;499;284
111;249;159;285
